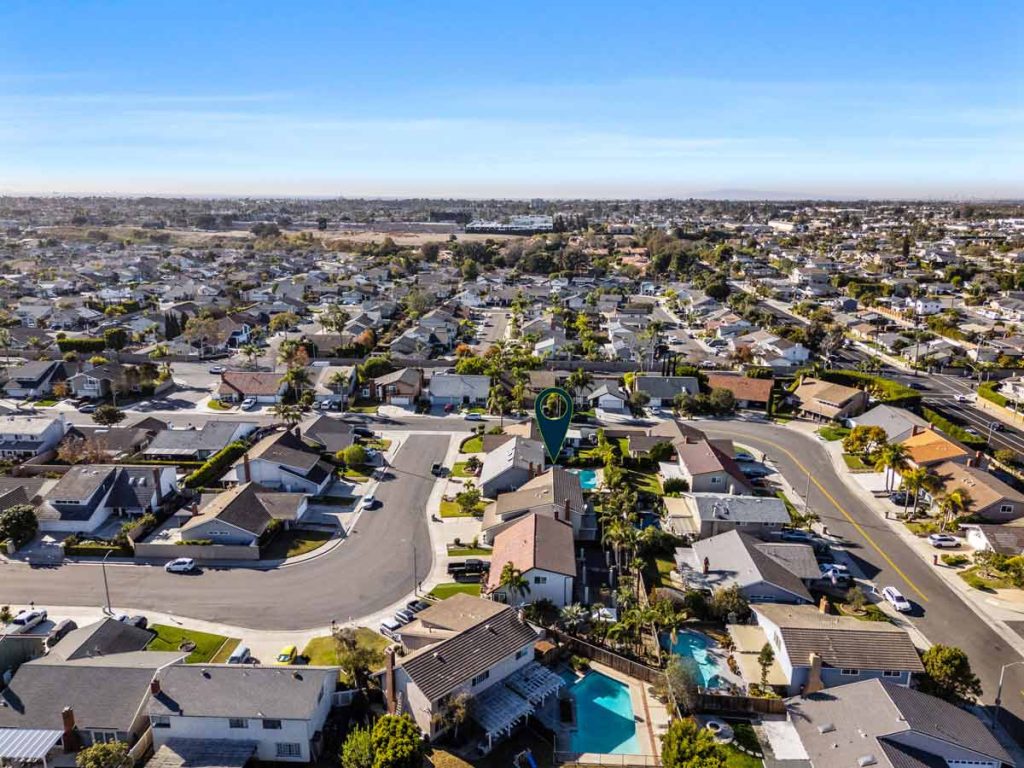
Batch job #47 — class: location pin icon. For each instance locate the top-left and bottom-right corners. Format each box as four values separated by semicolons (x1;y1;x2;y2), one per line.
534;387;574;464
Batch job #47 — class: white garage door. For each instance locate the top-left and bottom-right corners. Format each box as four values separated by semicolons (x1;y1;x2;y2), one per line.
390;396;411;406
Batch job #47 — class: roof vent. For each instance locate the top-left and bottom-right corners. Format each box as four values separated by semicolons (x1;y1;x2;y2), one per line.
817;723;835;734
858;756;877;767
433;652;444;662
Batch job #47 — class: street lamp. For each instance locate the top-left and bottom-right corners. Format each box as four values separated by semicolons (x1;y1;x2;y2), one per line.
991;660;1024;729
101;550;113;615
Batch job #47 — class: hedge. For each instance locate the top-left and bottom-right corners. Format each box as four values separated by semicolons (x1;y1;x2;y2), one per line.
921;406;987;450
979;381;1008;407
57;337;106;354
184;440;248;489
817;370;922;409
64;542;132;557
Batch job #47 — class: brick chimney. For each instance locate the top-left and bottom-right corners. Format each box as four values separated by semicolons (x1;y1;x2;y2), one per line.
384;647;397;715
152;467;163;507
61;706;80;752
805;652;824;694
150;678;161;696
242;452;251;483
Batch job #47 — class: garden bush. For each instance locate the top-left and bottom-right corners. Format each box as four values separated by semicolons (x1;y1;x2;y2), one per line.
941;553;969;567
184;440;248;488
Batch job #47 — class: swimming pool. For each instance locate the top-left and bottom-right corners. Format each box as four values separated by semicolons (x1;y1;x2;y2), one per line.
569;468;599;490
559;669;640;755
666;630;722;689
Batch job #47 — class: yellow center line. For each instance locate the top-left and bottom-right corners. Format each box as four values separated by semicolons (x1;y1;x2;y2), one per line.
722;429;929;603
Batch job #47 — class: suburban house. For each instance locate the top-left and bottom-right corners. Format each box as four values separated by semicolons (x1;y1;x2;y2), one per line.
216;372;288;404
849;404;930;444
0;413;67;459
67;362;132;401
930;460;1024;522
178;482;309;545
142;421;257;461
484;514;576;608
3;360;66;399
899;428;971;468
60;424;154;461
478;437;547;498
229;429;334;495
705;374;773;412
391;594;563;749
677;530;815;604
300;414;355;454
734;604;923;695
428;373;491;406
963;522;1024;554
311;364;356;406
479;467;590;544
664;493;790;540
148;664;338;764
668;438;751;494
783;679;1010;768
791;378;869;421
588;383;628;412
36;464;178;533
369;367;423;405
47;618;155;661
632;375;700;407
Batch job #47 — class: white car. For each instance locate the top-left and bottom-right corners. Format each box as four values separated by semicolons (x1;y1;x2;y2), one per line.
208;365;227;374
927;533;960;549
955;394;972;403
10;608;47;634
359;495;380;510
881;585;912;612
165;557;196;574
240;397;258;411
464;413;484;422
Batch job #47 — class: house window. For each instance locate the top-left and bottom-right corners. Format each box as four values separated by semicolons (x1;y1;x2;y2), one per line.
710;476;722;484
229;718;249;729
533;576;547;585
276;743;302;758
471;670;490;686
1001;504;1014;514
840;668;859;676
262;719;282;730
151;716;170;729
883;670;901;677
516;648;529;660
91;731;118;744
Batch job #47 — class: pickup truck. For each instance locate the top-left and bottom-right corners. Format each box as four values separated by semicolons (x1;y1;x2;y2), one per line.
447;558;490;580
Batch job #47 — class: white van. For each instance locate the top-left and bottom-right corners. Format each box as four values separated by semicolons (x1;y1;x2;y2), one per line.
227;644;251;664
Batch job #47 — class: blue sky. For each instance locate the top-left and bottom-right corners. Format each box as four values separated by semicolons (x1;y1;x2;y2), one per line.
1;1;1021;198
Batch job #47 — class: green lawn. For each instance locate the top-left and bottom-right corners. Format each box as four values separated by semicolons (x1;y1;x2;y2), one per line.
775;490;804;524
261;528;334;560
452;461;478;478
301;628;390;683
341;464;373;481
34;399;58;407
440;499;485;518
147;624;237;664
364;438;392;451
818;425;850;441
725;723;764;768
429;582;482;599
460;435;484;453
207;399;232;411
625;468;662;495
448;546;491;557
647;555;677;589
842;453;871;470
960;566;1015;592
210;638;241;663
348;401;379;414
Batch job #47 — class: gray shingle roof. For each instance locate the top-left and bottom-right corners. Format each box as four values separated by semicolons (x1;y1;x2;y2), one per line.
691;530;813;602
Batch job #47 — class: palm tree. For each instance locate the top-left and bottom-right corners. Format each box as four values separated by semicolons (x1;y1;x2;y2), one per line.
240;342;261;369
602;517;636;572
567;368;593;406
487;386;507;428
899;466;936;519
0;326;11;375
276;339;306;372
280;366;311;401
498;562;530;604
559;603;588;635
938;487;972;531
874;443;910;492
270;402;302;428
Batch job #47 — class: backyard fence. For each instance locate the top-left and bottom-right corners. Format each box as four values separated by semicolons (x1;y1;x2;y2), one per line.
696;692;786;716
547;628;664;686
555;752;661;767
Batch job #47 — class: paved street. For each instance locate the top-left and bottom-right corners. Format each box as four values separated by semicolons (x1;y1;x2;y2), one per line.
698;418;1024;732
0;434;448;631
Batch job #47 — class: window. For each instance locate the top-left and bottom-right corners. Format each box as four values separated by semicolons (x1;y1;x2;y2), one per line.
840;668;859;676
710;476;722;484
229;718;249;729
276;743;302;758
262;719;282;730
151;716;170;729
1001;504;1014;514
883;670;901;678
471;670;490;686
533;576;547;585
515;648;529;660
91;731;118;744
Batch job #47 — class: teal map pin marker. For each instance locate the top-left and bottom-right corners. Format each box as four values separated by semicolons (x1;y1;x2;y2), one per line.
534;386;574;464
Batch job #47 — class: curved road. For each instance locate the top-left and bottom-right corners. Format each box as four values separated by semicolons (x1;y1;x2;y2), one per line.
0;434;448;631
701;419;1024;731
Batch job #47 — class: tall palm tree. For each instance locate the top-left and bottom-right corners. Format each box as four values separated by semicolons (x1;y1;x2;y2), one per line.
280;366;311;401
874;443;910;492
498;562;530;604
487;386;507;427
559;603;589;635
938;487;972;531
276;339;306;372
899;466;938;519
240;342;261;369
270;402;302;428
567;368;593;407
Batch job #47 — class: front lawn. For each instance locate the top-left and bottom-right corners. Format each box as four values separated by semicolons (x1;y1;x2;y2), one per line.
207;399;233;411
301;628;390;683
210;638;242;663
429;582;482;599
460;435;484;453
818;425;850;442
960;565;1015;592
448;546;491;557
341;464;373;481
363;438;392;451
348;400;379;414
147;624;237;664
646;555;677;589
842;453;871;470
440;499;485;518
261;528;334;560
34;399;58;407
725;723;764;768
452;461;478;478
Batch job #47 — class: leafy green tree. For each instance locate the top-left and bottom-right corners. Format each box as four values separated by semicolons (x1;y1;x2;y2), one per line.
332;627;384;690
92;404;125;426
709;584;750;621
340;444;368;466
709;387;736;414
359;356;394;383
75;742;132;768
103;327;129;353
0;504;38;547
661;716;727;768
842;425;888;457
758;642;776;689
662;655;699;714
919;645;982;704
455;481;482;515
369;714;425;768
269;311;300;334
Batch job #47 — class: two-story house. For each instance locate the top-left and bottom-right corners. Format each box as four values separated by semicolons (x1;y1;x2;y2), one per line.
0;414;67;459
229;430;334;495
3;360;66;400
484;514;575;608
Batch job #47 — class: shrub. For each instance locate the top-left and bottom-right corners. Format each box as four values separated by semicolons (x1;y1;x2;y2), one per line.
177;539;213;546
184;440;247;488
818;370;921;408
662;478;690;495
569;654;591;672
57;337;106;354
979;380;1008;407
921;407;986;449
942;553;969;567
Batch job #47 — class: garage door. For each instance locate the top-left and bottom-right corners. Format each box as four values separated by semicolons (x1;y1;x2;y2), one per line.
390;396;411;406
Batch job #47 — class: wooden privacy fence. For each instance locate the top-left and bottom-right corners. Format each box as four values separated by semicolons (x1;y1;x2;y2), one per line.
547;628;664;686
697;692;786;716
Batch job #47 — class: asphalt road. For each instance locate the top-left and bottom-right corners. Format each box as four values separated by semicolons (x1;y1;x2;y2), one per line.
699;418;1024;731
0;434;448;631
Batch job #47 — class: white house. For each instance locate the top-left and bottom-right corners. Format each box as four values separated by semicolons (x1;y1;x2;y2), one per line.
906;296;944;316
484;514;575;608
478;437;546;498
148;665;338;763
428;373;491;406
0;413;67;459
230;430;334;495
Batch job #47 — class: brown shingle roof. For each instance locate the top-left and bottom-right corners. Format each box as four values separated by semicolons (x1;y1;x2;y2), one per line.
485;514;575;592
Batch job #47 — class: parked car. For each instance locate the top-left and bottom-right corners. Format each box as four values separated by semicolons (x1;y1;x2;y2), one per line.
46;618;78;648
881;585;912;612
778;528;814;543
991;421;1006;432
227;645;252;664
165;557;196;574
927;533;960;548
889;491;910;506
430;463;444;476
77;404;97;414
379;618;403;641
733;451;756;463
118;614;148;630
240;397;258;411
275;645;297;665
10;609;47;634
955;394;972;403
394;608;416;624
359;495;379;510
739;463;773;478
447;558;490;580
464;413;484;421
208;365;226;374
407;599;431;613
353;427;375;439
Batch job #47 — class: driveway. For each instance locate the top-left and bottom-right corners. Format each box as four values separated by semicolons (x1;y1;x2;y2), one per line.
0;434;448;631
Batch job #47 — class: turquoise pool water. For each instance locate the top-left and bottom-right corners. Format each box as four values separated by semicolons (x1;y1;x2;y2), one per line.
666;630;722;689
559;669;640;755
569;468;599;490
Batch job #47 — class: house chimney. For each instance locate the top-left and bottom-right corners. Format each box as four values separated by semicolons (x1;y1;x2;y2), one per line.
818;595;830;614
928;423;936;431
150;678;161;696
152;467;164;507
242;452;251;483
805;652;824;694
293;426;301;441
61;706;80;753
384;647;397;715
528;462;535;478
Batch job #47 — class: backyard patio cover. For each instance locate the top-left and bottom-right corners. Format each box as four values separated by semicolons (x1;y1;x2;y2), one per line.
474;684;533;748
504;662;565;705
0;729;62;766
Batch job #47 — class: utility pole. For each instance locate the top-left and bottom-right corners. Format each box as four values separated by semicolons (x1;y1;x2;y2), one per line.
804;469;814;517
101;550;113;615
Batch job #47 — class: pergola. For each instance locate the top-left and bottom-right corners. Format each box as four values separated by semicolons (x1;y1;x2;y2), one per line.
473;684;533;752
0;729;62;768
504;662;565;705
